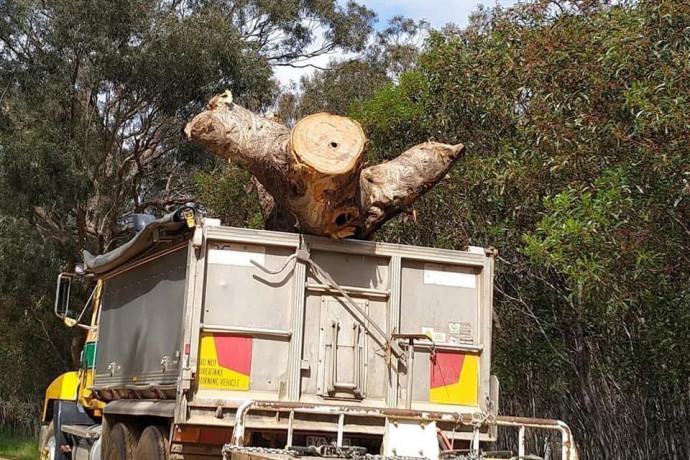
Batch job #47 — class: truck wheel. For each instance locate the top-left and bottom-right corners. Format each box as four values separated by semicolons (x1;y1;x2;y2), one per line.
105;423;141;460
39;422;56;460
134;426;169;460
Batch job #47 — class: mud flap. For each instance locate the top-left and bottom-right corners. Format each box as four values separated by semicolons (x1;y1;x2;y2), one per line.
53;400;97;460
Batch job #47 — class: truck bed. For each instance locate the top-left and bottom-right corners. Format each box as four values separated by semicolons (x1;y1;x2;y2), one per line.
90;224;498;447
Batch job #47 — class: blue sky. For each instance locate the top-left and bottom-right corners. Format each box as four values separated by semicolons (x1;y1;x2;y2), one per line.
274;0;518;86
365;0;518;30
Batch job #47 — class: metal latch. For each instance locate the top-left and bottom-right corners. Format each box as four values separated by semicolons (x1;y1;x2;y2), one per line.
161;352;180;373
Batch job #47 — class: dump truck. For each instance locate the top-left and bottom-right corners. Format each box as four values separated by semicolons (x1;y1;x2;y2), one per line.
39;208;578;460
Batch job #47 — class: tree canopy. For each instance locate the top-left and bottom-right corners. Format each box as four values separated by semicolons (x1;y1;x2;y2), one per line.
350;1;690;458
0;0;374;260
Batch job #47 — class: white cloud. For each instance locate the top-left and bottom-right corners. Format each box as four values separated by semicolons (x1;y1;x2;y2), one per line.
362;0;518;29
272;53;335;90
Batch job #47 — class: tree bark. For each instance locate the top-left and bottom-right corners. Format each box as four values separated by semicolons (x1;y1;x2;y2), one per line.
358;141;464;238
185;91;465;238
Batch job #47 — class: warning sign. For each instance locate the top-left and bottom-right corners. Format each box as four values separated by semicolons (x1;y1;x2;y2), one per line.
198;333;252;390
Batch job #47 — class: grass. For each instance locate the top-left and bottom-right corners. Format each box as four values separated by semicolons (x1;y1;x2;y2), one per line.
0;430;37;460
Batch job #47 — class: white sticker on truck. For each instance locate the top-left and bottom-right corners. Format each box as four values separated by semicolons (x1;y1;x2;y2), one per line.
423;263;476;288
208;245;265;267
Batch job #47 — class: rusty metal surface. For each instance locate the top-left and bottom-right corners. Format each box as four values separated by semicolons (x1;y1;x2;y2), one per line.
223;444;431;460
223;400;479;425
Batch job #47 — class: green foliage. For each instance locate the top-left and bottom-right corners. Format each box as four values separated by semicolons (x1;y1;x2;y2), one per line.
195;166;263;229
353;0;690;458
283;16;428;127
0;218;73;433
289;59;390;121
0;0;376;255
350;71;429;160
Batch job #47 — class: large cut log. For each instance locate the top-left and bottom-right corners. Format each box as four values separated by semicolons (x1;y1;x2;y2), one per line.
185;90;465;238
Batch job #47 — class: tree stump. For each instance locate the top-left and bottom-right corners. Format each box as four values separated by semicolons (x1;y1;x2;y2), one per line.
288;112;366;237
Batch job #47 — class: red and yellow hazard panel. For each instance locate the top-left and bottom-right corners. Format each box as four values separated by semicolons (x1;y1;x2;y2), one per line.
429;352;479;406
198;333;252;390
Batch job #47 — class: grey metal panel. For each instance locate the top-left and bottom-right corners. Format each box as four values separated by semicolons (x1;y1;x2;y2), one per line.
94;248;187;387
302;294;389;404
203;242;294;330
400;260;480;342
194;224;494;416
398;260;485;410
300;294;324;396
299;250;391;406
362;298;388;403
317;297;370;400
248;338;290;392
307;250;389;290
201;241;295;397
205;225;487;266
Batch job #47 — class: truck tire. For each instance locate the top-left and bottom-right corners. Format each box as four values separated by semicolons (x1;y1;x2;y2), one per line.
39;421;56;460
105;423;141;460
133;426;169;460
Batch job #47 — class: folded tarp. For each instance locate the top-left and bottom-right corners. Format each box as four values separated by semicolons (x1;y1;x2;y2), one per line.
83;206;195;274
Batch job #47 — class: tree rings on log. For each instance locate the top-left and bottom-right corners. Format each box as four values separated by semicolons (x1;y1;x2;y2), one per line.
290;112;366;175
288;113;367;237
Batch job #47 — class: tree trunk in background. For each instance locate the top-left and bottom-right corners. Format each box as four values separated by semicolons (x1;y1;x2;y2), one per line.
185;91;465;238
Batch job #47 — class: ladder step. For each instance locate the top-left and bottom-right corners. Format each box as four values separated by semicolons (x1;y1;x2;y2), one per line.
61;424;101;439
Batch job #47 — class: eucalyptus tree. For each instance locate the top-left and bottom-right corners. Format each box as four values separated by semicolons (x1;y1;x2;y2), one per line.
353;1;690;458
0;0;375;262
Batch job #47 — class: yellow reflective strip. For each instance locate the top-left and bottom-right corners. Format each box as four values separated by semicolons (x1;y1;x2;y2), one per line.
429;355;479;406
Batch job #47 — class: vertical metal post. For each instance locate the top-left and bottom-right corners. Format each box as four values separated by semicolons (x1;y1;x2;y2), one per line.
518;425;526;458
287;410;295;447
405;339;414;409
232;400;255;446
480;252;495;414
337;414;345;447
288;258;307;400
387;256;402;407
472;427;480;453
188;232;207;372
